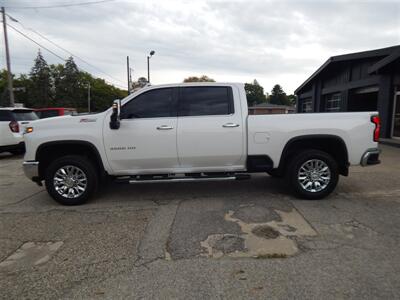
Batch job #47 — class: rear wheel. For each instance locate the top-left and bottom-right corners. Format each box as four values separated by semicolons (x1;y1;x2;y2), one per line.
287;150;339;200
45;155;98;205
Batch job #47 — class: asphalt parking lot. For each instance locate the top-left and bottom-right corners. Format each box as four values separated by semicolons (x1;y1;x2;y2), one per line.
1;144;400;299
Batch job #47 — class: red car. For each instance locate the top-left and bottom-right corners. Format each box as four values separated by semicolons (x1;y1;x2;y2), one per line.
35;107;77;119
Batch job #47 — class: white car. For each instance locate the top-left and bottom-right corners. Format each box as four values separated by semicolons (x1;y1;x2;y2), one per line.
0;107;39;154
22;83;381;205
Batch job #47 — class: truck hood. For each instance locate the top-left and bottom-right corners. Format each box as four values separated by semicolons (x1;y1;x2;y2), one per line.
31;112;106;129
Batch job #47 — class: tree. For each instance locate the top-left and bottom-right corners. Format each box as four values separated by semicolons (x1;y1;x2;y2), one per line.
29;50;52;107
0;54;128;112
244;79;267;107
268;84;292;106
133;77;148;89
287;94;296;106
56;56;81;108
183;75;215;82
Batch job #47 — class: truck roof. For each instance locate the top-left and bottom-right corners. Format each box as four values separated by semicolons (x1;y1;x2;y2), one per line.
146;82;243;88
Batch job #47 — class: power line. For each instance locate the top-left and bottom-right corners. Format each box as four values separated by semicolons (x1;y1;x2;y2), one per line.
7;23;67;61
6;23;127;89
6;13;126;85
4;0;115;10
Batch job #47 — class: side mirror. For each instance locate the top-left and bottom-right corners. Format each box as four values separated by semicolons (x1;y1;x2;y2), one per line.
109;99;121;130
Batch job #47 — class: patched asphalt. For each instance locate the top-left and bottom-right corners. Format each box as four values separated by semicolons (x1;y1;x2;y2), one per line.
1;145;400;298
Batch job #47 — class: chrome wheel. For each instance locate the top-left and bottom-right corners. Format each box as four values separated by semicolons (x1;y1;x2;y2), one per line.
53;165;87;199
297;159;331;193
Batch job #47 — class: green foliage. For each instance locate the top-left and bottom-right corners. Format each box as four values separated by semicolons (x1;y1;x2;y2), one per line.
287;94;296;106
268;84;293;106
132;77;148;89
0;51;127;112
183;75;215;82
29;50;52;107
245;79;267;107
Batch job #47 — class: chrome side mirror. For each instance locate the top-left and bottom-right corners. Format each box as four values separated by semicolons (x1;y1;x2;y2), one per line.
109;99;121;130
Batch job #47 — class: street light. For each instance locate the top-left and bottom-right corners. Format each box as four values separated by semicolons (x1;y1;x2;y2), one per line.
147;50;155;83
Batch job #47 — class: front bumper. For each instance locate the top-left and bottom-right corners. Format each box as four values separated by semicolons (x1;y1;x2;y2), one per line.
360;148;381;166
23;161;40;182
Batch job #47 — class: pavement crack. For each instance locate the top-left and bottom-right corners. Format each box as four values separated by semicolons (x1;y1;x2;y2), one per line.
0;190;45;207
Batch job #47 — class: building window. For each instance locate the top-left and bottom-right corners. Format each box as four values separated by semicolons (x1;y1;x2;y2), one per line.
301;98;312;113
325;93;341;112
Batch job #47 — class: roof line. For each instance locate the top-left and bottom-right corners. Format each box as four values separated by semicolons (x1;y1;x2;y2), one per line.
368;49;400;74
295;45;400;94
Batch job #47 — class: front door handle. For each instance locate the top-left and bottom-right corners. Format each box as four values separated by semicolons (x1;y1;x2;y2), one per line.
157;125;174;130
223;123;240;128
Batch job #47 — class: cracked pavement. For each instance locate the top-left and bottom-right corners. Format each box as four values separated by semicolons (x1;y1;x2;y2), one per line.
1;144;400;299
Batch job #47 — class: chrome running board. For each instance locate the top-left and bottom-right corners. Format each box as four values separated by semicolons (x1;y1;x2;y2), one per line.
129;176;237;184
124;173;251;184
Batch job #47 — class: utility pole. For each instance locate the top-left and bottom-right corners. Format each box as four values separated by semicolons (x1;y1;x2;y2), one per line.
1;7;15;107
87;82;91;113
129;67;133;89
126;56;131;94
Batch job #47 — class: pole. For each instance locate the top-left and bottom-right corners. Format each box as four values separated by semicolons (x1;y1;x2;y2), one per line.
1;7;15;107
129;68;133;86
126;56;131;94
147;55;150;83
87;82;91;113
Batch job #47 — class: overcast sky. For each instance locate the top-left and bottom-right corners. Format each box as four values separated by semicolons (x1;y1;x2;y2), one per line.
1;0;400;93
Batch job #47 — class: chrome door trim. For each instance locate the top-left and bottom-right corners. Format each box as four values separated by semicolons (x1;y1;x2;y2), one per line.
156;125;174;130
222;123;240;128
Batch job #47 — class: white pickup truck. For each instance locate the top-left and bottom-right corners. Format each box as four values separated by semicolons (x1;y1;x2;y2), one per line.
22;83;381;205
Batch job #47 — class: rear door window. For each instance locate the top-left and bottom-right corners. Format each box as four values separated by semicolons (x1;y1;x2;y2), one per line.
11;110;39;121
178;86;234;116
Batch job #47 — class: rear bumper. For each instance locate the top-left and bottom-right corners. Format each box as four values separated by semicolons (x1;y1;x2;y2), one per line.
23;161;40;182
360;148;381;166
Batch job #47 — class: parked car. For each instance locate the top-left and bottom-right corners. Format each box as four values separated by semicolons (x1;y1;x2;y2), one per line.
22;83;381;205
0;107;39;154
35;107;77;119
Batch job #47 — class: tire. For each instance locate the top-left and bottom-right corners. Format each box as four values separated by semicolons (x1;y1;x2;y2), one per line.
287;149;339;200
45;155;98;205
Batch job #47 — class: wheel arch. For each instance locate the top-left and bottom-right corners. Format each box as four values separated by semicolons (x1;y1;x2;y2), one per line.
275;134;349;176
36;140;106;180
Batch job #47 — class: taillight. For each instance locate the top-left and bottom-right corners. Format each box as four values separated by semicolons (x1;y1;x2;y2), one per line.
9;121;19;133
371;115;380;142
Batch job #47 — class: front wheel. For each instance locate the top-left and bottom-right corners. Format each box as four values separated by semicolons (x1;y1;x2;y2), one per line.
45;155;98;205
287;150;339;200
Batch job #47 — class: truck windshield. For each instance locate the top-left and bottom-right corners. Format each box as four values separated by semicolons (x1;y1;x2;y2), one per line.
12;110;39;121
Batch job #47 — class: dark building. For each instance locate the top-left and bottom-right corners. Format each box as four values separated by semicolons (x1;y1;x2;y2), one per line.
295;45;400;139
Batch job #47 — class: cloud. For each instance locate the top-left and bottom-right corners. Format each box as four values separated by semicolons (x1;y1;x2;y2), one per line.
3;0;400;93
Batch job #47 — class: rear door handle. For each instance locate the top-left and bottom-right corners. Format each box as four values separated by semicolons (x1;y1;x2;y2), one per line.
157;125;174;130
223;123;240;128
